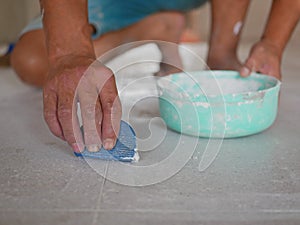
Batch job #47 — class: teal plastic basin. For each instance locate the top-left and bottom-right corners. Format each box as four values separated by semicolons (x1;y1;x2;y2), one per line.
157;70;281;138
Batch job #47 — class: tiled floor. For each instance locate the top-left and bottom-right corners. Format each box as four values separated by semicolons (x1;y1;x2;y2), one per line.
0;41;299;225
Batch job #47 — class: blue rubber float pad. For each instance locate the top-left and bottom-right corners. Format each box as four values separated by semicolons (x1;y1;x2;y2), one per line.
74;120;139;162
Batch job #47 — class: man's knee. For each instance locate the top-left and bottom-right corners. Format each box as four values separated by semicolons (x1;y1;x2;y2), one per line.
157;12;186;36
11;32;47;87
139;12;186;41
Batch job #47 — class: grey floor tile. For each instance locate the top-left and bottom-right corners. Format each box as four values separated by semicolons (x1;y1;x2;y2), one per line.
95;211;300;225
0;211;95;225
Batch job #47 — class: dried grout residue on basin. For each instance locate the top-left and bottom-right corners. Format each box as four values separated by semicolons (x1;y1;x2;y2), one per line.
157;70;281;138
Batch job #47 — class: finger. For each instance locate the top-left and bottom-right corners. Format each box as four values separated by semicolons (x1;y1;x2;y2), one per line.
57;90;84;152
71;102;85;153
240;57;256;77
99;75;122;150
43;87;64;140
95;97;102;144
78;81;102;152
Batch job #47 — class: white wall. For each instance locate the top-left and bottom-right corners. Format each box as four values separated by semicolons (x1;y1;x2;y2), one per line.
0;0;39;42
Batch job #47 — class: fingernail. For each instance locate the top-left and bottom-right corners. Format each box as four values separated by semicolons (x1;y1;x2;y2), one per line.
241;67;251;76
103;139;115;150
87;145;100;152
72;143;84;153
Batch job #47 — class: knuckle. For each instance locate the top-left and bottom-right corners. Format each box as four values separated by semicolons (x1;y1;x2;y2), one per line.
77;76;94;91
103;99;114;111
81;103;96;119
58;93;74;105
75;65;89;75
102;98;122;118
57;107;72;121
84;129;101;143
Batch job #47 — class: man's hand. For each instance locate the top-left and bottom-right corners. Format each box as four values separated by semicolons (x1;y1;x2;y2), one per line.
239;0;300;80
43;55;122;153
240;39;282;80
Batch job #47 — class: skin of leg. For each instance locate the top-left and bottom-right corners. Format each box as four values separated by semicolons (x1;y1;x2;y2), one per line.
154;13;186;76
11;30;48;87
207;0;250;70
93;11;186;75
11;11;185;87
154;42;184;77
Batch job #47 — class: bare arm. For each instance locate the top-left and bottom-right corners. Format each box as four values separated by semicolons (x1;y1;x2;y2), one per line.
41;0;122;153
240;0;300;79
262;0;300;53
41;0;95;62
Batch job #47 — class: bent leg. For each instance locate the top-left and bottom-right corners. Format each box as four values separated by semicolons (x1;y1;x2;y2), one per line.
207;0;250;70
93;11;186;76
11;30;48;87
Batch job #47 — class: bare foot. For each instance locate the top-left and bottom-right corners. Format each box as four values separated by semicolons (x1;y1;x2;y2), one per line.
206;53;242;71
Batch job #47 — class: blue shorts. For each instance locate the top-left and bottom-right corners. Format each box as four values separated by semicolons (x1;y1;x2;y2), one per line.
20;0;207;39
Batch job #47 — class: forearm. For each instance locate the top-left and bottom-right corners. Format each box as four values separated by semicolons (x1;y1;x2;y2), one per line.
261;0;300;54
40;0;95;64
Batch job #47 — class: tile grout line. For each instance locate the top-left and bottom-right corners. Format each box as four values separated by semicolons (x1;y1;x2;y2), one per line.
91;161;109;225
